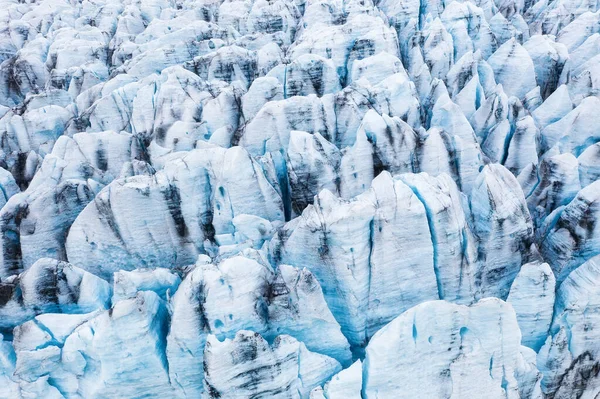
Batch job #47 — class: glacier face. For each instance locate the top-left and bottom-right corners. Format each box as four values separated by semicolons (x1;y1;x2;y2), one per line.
1;0;600;397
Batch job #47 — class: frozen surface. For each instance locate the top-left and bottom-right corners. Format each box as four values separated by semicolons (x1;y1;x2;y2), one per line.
0;0;600;396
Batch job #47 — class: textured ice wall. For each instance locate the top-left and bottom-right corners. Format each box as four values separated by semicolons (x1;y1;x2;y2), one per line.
0;0;600;397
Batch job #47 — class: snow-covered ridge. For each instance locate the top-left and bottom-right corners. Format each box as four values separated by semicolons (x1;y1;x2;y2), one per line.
1;0;600;396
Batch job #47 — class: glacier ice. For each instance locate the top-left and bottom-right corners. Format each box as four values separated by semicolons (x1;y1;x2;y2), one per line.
363;298;538;398
166;252;350;396
537;254;600;397
203;330;341;398
1;0;600;396
469;163;533;300
310;359;362;399
112;267;181;302
0;258;110;334
507;260;555;351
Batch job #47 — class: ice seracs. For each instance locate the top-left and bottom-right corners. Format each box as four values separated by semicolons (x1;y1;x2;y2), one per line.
507;260;555;351
487;38;536;99
540;180;600;282
0;258;110;333
273;170;486;348
541;96;600;156
365;172;439;335
1;0;600;396
203;330;341;399
65;146;285;279
112;267;180;302
166;252;350;397
469;164;533;299
364;298;539;399
8;291;172;399
400;172;477;303
538;254;600;397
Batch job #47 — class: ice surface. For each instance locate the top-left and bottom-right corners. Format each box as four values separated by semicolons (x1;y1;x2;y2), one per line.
1;0;600;396
507;260;555;351
166;252;350;396
0;258;110;334
204;330;341;398
364;298;538;398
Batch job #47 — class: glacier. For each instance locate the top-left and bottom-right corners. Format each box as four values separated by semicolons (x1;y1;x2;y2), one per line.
1;0;600;397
